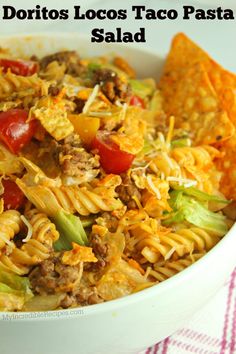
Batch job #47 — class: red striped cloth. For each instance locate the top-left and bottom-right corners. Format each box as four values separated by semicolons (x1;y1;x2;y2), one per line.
141;268;236;354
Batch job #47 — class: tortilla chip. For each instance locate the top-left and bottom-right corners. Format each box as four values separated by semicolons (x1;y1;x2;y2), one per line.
62;243;97;266
166;63;234;145
111;106;147;154
216;133;236;200
221;87;236;125
31;97;74;141
159;33;236;124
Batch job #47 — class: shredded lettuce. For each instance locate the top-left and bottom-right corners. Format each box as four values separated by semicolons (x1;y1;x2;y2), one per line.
80;216;95;228
23;294;64;312
148;90;163;112
0;265;33;311
86;62;102;79
53;210;88;251
164;191;229;236
173;186;230;204
130;79;155;99
171;138;191;148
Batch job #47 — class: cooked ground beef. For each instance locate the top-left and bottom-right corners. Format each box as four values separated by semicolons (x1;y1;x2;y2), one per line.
60;285;104;308
73;286;104;305
73;97;85;113
48;85;60;96
97;212;119;233
87;233;109;272
40;51;85;76
93;68;131;103
29;254;104;308
116;173;141;209
29;256;82;295
59;135;100;179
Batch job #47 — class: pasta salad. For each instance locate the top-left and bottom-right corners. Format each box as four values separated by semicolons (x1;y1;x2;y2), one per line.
0;33;235;312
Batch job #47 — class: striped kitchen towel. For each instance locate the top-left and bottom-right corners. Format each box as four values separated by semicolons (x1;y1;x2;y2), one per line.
142;268;236;354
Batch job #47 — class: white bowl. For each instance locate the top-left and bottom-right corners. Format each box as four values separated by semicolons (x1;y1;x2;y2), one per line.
0;33;235;354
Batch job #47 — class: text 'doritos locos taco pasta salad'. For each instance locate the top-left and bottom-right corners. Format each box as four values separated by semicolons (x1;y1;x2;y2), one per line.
0;33;235;312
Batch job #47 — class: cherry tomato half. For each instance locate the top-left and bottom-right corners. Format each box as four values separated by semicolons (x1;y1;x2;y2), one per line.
0;58;38;76
2;179;25;210
0;109;36;154
91;131;135;174
130;95;145;108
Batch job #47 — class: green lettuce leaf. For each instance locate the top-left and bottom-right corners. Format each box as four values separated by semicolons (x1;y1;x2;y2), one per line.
172;186;230;204
130;79;155;99
0;265;33;311
53;210;88;251
171;138;191;148
164;191;229;236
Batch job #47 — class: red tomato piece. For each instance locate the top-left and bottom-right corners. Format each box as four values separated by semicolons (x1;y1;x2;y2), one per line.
0;58;38;76
130;95;145;108
0;109;36;154
2;180;25;210
91;131;135;174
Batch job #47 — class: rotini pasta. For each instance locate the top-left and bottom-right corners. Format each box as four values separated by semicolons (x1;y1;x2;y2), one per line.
0;239;50;275
0;210;22;250
25;208;59;246
138;227;220;263
0;209;59;275
147;147;220;194
149;253;204;282
0;71;50;99
16;166;123;217
171;146;220;169
40;61;66;82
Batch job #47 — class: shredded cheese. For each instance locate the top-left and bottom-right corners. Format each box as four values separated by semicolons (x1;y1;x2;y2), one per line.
166;116;175;146
21;215;33;243
115;100;122;107
119;102;128;122
146;175;161;200
132;195;143;210
88;111;112;117
158;132;166;144
162;152;175;169
164;247;176;261
166;176;198;187
82;84;100;114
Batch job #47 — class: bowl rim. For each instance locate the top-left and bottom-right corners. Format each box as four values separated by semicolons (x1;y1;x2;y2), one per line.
0;32;235;321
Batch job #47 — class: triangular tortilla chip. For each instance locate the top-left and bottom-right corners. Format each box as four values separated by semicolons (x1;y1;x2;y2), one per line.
216;132;236;200
165;62;234;145
159;33;236;123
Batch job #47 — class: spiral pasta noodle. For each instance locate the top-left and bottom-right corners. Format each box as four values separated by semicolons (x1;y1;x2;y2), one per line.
25;208;59;246
0;210;22;250
132;226;220;263
171;146;220;169
0;209;58;275
52;185;123;216
40;61;66;82
147;147;220;194
149;253;204;282
0;71;49;99
149;152;184;179
0;240;50;275
17;180;123;217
